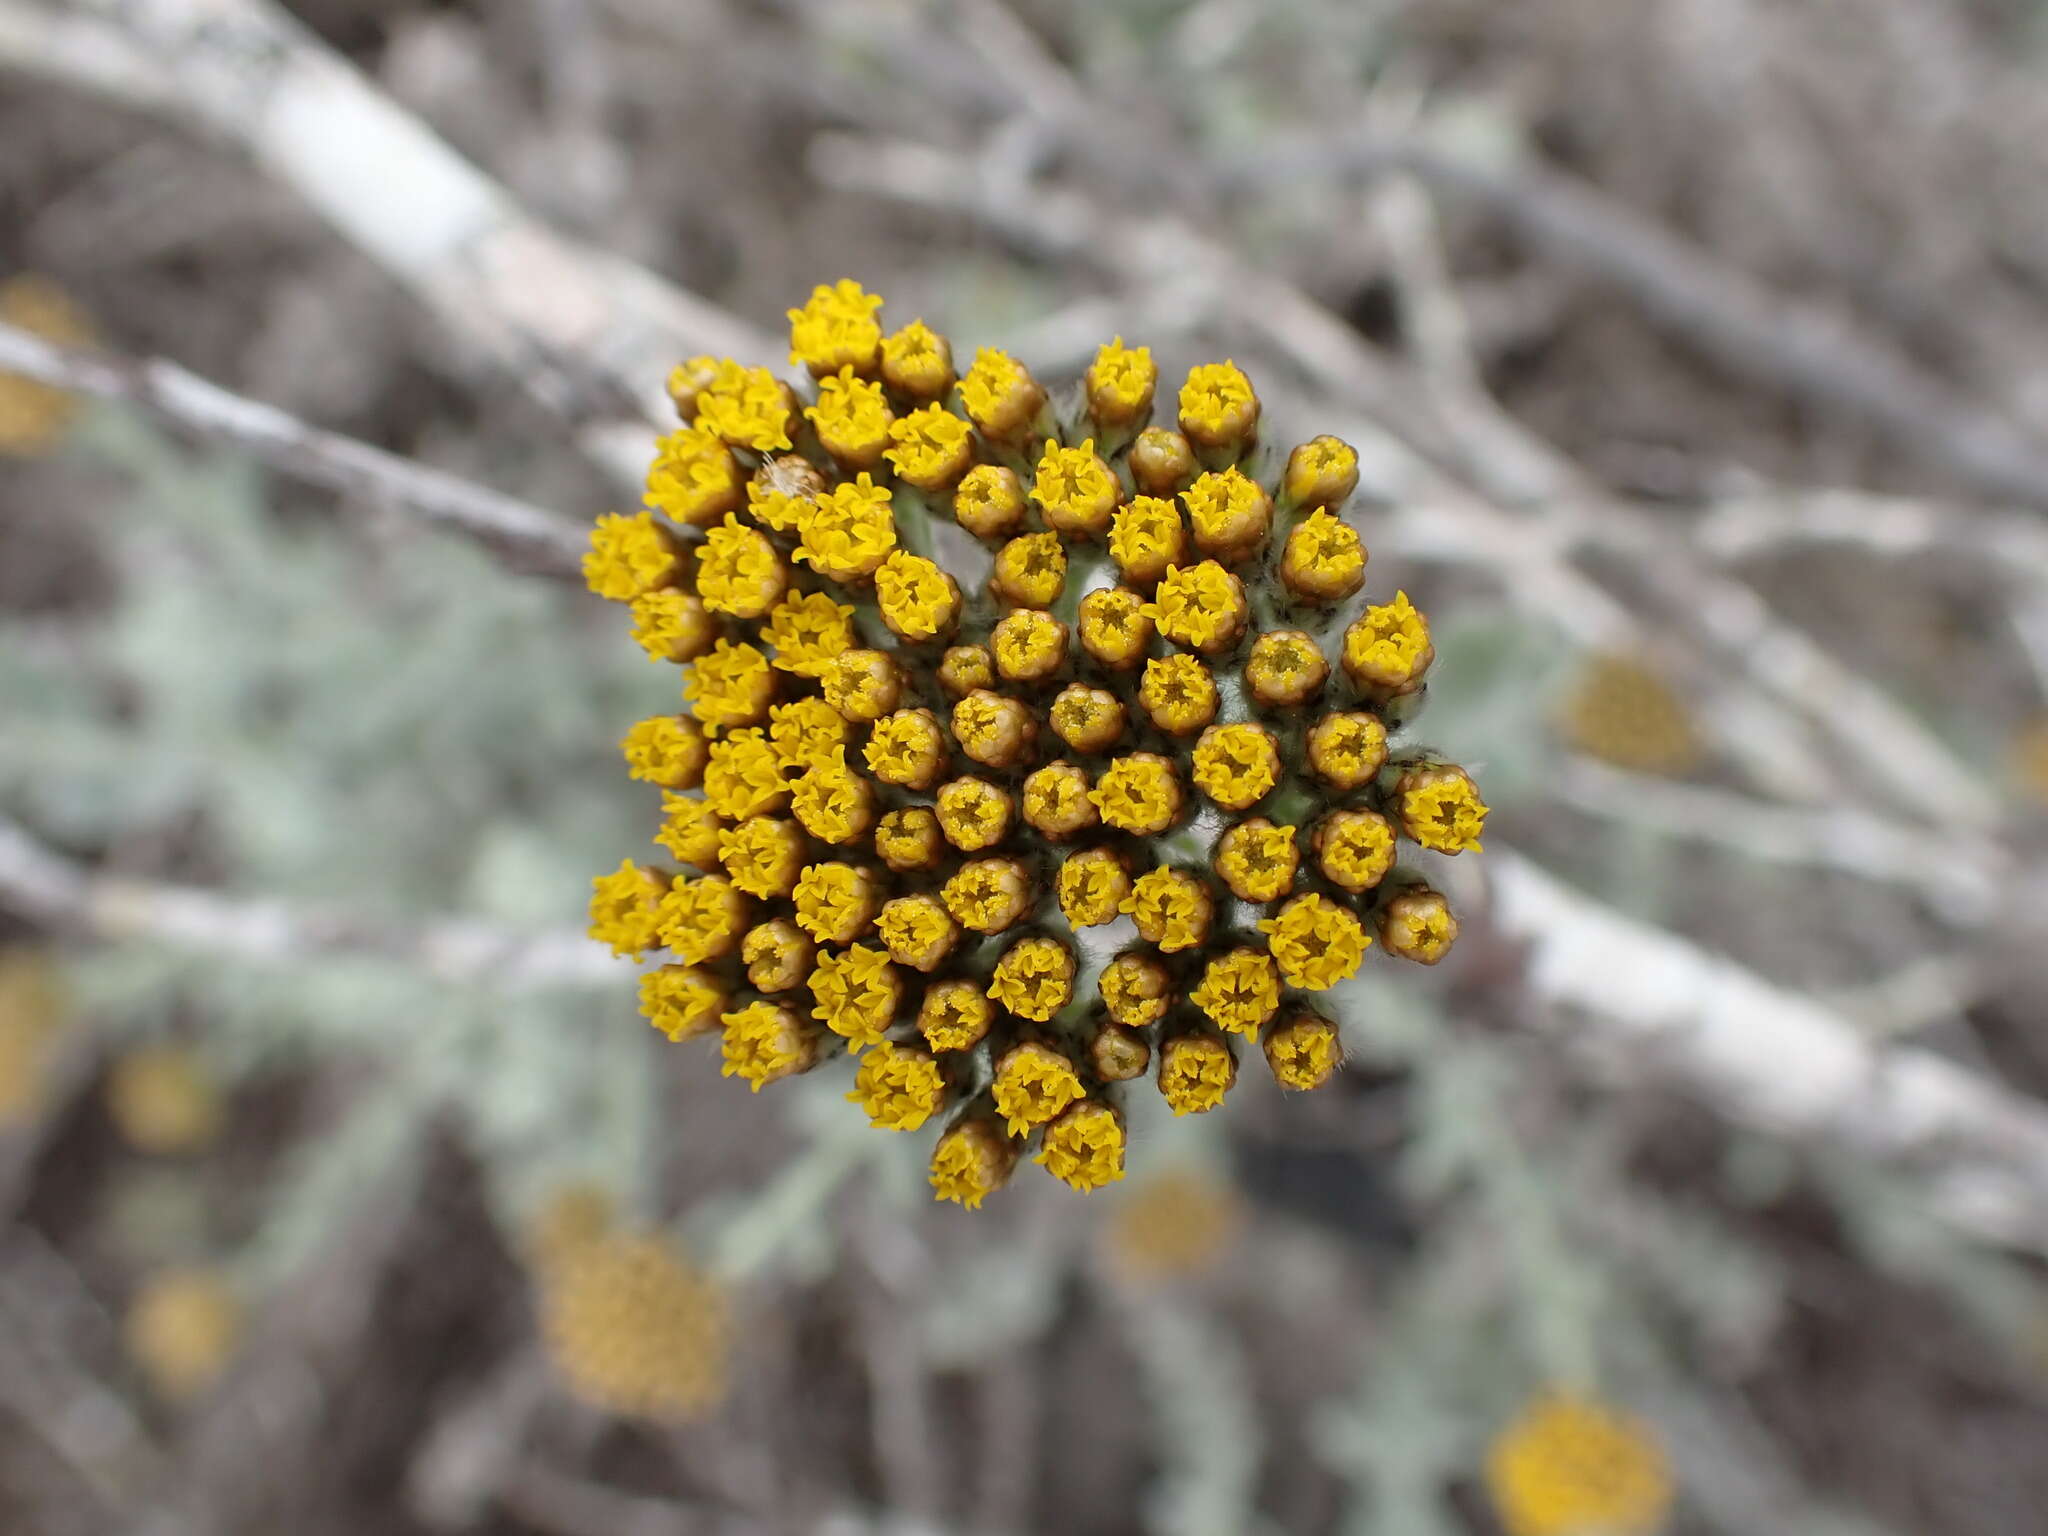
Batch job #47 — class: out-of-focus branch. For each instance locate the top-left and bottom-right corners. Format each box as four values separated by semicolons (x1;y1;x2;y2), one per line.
1693;489;2048;574
1;0;769;488
1549;758;2007;920
1238;132;2048;510
0;321;588;580
1486;851;2048;1255
0;815;615;990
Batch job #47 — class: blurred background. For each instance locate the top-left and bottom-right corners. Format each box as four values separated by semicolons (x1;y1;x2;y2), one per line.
4;1;2048;1533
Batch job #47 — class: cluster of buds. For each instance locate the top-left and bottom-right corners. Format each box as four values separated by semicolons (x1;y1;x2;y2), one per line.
586;281;1488;1206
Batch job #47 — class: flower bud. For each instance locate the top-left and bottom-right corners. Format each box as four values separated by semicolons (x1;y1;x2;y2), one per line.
742;919;814;993
1122;866;1214;953
1049;685;1126;755
939;644;995;697
665;355;722;420
1138;655;1219;736
1245;629;1330;708
1393;763;1488;854
1108;495;1186;587
1088;1023;1151;1083
1281;435;1359;511
1213;816;1300;903
877;894;961;972
920;980;995;1052
1100;952;1171;1027
875;551;962;642
1129;426;1198;495
1177;361;1259;456
808;367;892;471
1024;762;1101;841
1036;1099;1127;1192
886;402;977;490
1191;722;1281;812
1086;337;1156;431
991;1040;1086;1134
874;807;944;872
992;609;1069;684
1342;591;1433;695
1263;1010;1344;1090
1314;809;1397;893
1158;1033;1237;1115
1033;439;1121;539
954;464;1027;540
958;348;1046;443
1077;587;1154;670
864;708;949;790
792;861;883;945
930;1113;1020;1209
1306;711;1388;790
1057;846;1131;927
882;319;954;401
823;649;902;723
1090;753;1184;836
936;776;1015;852
951;689;1037;768
1146;561;1247;654
991;531;1067;609
1280;508;1366;603
1378;884;1459;964
630;590;718;665
941;857;1035;934
720;1001;821;1091
1183;468;1272;563
989;936;1076;1023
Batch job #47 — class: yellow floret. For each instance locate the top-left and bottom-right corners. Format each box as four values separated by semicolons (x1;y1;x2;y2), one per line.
848;1042;948;1131
768;696;851;770
1485;1395;1672;1536
1280;507;1366;601
886;402;977;489
1282;434;1360;510
639;965;727;1042
1264;1013;1344;1091
107;1046;222;1155
1190;722;1280;811
930;1119;1018;1209
876;895;959;972
720;1001;816;1091
1091;754;1181;835
584;511;678;601
1121;867;1212;953
1108;495;1184;584
789;279;885;375
991;1042;1085;1135
760;590;857;679
1318;810;1397;892
744;476;812;533
822;650;901;723
1057;848;1130;928
1159;1035;1236;1115
1213;818;1299;904
1260;894;1371;990
683;640;775;734
717;817;808;898
1177;360;1259;448
1100;954;1170;1027
1399;766;1489;854
694;361;793;452
957;347;1043;439
621;716;707;789
1189;950;1280;1039
882;319;954;400
919;979;994;1052
951;689;1034;768
702;730;790;819
941;858;1032;934
1138;654;1218;735
1307;711;1388;790
1145;561;1245;653
644;427;742;528
791;862;877;945
992;608;1066;682
991;530;1068;610
125;1267;240;1401
1036;1101;1127;1192
797;472;897;581
808;944;900;1048
1031;438;1120;536
789;748;873;844
875;807;943;872
654;793;725;867
954;463;1027;539
988;937;1074;1023
1077;586;1154;669
656;876;748;965
629;589;715;664
589;859;667;958
1343;590;1432;691
1023;761;1099;839
694;516;786;619
935;776;1012;852
865;709;948;788
1180;467;1270;558
874;551;960;641
1086;336;1156;425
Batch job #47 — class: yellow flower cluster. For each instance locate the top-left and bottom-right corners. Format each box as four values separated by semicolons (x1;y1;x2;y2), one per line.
1485;1394;1673;1536
539;1231;730;1423
587;283;1488;1206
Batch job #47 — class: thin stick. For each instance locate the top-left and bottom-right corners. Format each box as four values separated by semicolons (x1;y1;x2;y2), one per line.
1486;850;2048;1255
0;815;617;990
0;321;589;580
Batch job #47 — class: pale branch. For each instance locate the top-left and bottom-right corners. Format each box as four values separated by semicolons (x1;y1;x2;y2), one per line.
1486;850;2048;1256
1693;488;2048;574
1241;132;2048;510
0;816;616;990
0;321;589;580
3;0;769;490
1548;758;2008;920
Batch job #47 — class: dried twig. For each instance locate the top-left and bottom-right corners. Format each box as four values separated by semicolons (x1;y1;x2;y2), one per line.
1485;850;2048;1255
0;321;589;579
0;814;615;989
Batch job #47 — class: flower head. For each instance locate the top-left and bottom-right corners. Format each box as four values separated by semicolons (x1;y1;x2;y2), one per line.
1485;1395;1671;1536
540;1233;727;1422
590;286;1484;1202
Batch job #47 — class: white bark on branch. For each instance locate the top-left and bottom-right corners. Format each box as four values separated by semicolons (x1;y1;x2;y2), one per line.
0;816;616;990
1486;851;2048;1255
0;320;589;579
